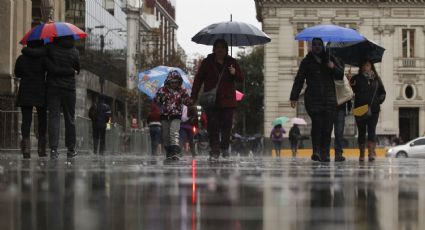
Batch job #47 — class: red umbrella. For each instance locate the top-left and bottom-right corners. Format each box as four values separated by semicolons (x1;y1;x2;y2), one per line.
20;21;87;45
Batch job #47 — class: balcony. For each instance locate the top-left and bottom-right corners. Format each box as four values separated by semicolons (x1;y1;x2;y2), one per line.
395;58;425;74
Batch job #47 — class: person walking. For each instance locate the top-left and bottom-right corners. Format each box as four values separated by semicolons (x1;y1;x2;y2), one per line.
270;124;285;157
180;105;198;157
147;102;162;156
88;96;112;155
14;39;75;159
290;37;344;162
333;100;352;162
46;35;80;159
350;59;386;161
288;124;301;157
154;70;192;160
191;39;244;161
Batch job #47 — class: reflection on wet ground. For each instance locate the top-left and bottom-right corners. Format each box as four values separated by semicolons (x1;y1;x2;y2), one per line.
0;154;424;230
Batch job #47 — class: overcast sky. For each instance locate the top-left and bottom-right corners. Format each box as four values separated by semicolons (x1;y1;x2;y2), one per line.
175;0;261;59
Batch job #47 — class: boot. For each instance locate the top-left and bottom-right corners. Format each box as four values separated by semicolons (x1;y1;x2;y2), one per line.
170;145;181;160
335;151;346;162
190;143;196;157
165;146;172;159
359;143;366;162
50;148;59;160
21;137;31;159
368;141;376;161
37;136;47;157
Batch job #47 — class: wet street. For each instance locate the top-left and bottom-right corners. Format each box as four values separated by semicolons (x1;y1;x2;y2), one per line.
0;154;424;230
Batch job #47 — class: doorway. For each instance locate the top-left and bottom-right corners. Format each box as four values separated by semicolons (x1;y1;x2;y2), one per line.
399;108;419;143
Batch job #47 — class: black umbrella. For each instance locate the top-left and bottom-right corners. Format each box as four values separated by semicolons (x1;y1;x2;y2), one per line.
191;20;271;55
328;39;385;67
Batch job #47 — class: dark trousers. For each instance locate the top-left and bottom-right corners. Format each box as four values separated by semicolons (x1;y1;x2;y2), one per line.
149;125;162;155
21;106;47;139
47;87;76;150
333;109;346;156
92;124;106;154
308;109;336;158
356;113;379;145
205;107;234;156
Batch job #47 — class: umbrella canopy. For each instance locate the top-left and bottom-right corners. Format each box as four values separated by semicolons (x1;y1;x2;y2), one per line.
295;24;364;42
236;90;244;101
290;117;307;125
138;66;192;99
20;21;87;45
327;39;385;67
191;21;271;46
272;116;289;127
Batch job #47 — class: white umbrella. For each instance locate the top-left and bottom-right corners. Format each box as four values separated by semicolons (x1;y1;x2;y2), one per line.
290;117;307;125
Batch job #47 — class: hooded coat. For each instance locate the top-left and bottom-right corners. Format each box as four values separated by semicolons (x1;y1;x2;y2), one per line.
290;52;344;112
191;54;243;108
46;36;80;90
14;46;75;107
154;71;191;118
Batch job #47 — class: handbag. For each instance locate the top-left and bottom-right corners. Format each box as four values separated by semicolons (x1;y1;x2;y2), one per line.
199;65;226;109
353;81;378;120
334;77;354;105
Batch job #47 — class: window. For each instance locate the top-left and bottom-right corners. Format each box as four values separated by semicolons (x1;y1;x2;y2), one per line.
405;85;414;99
413;138;425;146
297;23;314;57
402;29;415;58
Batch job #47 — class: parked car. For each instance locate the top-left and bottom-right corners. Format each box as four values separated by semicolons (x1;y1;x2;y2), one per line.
386;137;425;158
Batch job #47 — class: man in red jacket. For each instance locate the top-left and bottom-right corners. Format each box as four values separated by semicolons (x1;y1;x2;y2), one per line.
191;39;244;161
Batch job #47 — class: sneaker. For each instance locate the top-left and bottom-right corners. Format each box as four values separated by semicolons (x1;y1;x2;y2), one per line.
50;149;59;160
335;155;346;162
67;149;77;158
208;154;219;162
311;153;321;162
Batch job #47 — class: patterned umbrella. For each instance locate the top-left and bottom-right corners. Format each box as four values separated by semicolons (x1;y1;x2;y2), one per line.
20;21;87;45
138;66;192;99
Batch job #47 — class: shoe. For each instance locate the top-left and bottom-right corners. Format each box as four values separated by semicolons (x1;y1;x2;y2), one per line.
21;138;31;159
67;149;77;158
311;153;321;162
208;154;219;162
320;156;331;162
359;143;366;162
335;154;346;162
368;141;376;162
50;149;59;159
37;136;47;157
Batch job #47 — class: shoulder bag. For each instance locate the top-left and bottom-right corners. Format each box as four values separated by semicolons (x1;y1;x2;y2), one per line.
199;65;226;109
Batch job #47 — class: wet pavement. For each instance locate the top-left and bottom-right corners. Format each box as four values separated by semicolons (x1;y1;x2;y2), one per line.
0;154;424;230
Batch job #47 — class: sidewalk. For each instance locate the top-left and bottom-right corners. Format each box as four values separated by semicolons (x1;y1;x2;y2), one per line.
271;148;388;158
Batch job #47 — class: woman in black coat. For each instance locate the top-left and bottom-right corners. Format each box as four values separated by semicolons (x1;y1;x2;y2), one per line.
350;60;386;161
14;40;74;158
290;38;344;162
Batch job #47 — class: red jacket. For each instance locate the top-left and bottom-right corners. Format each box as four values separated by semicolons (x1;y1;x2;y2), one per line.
191;54;244;108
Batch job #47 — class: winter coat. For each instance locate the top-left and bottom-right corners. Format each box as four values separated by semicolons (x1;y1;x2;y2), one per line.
289;126;301;142
270;127;286;141
46;37;80;90
89;102;112;127
154;74;191;119
147;103;161;126
191;54;244;108
290;52;344;112
350;73;386;113
14;47;75;107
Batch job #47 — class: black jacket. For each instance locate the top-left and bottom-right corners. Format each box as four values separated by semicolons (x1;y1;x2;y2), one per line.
89;102;112;127
46;38;80;90
290;52;344;112
350;73;386;113
14;47;75;107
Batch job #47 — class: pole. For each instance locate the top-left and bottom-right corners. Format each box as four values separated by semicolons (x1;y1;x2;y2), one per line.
230;14;233;56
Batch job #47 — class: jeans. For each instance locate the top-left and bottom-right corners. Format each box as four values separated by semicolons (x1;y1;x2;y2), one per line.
307;108;336;158
47;87;76;150
149;125;162;155
161;119;181;147
205;107;234;156
333;109;346;156
356;113;379;145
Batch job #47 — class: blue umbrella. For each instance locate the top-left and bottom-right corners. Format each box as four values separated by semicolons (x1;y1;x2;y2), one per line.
138;66;192;99
295;24;365;42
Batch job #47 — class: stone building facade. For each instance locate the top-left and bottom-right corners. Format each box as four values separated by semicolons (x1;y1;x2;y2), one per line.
255;0;425;144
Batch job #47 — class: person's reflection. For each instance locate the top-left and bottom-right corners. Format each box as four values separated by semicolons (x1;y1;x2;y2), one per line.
355;165;380;229
47;160;61;229
308;164;333;229
36;159;48;229
63;161;76;230
20;160;32;230
90;159;107;229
